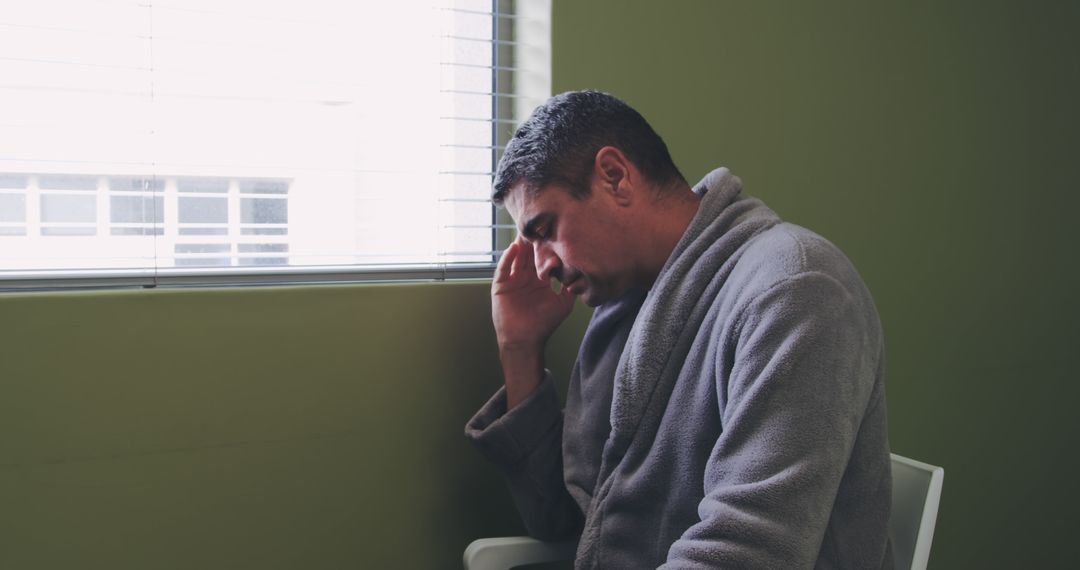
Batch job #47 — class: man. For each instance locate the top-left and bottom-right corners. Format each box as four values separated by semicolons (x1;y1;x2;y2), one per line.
465;91;892;569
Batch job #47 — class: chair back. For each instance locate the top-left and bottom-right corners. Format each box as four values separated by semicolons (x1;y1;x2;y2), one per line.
465;453;945;570
889;453;944;570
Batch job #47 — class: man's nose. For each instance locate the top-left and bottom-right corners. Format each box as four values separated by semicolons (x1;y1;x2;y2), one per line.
533;242;560;282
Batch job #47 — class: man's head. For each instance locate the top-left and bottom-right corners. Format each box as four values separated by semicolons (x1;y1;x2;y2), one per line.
492;90;685;205
494;91;695;307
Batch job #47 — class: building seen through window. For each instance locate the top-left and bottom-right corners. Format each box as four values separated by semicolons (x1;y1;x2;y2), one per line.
0;0;550;282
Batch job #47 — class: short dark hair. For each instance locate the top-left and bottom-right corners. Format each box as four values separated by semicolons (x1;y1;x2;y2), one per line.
491;90;685;204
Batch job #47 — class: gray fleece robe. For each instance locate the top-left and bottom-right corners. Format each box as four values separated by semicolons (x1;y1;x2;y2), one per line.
466;168;892;569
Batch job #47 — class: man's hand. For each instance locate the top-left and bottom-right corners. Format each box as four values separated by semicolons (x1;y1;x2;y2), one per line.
492;236;576;408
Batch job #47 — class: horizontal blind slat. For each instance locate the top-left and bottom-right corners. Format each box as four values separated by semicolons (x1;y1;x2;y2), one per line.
0;0;554;287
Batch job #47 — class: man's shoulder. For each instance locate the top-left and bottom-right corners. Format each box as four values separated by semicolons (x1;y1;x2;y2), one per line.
730;222;866;299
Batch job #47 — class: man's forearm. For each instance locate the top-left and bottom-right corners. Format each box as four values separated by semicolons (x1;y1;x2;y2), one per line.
500;345;545;409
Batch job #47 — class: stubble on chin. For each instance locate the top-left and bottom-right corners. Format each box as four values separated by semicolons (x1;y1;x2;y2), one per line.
579;283;608;308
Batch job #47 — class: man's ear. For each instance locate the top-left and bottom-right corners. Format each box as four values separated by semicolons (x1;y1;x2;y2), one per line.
593;146;634;206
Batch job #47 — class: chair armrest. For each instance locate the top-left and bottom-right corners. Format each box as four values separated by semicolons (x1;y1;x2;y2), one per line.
463;536;577;570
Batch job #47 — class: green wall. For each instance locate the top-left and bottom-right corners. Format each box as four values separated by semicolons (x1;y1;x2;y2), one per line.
551;1;1078;568
2;1;1077;568
0;284;591;568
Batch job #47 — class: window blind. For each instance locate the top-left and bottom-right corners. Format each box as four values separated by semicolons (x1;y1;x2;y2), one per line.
0;0;551;289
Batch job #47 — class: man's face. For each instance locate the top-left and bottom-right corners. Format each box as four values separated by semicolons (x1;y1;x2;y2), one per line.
504;181;634;307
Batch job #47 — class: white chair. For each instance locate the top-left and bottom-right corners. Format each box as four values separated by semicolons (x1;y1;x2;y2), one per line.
888;453;945;570
463;536;577;570
463;453;944;570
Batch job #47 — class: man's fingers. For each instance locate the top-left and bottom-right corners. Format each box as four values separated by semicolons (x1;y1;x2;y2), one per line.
514;236;538;282
494;241;519;283
509;238;527;278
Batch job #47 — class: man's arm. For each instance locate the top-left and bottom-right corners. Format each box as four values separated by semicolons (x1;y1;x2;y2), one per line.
464;236;582;540
466;374;584;540
662;272;883;568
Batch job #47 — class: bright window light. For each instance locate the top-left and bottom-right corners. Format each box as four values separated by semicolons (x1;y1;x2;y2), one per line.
0;0;551;287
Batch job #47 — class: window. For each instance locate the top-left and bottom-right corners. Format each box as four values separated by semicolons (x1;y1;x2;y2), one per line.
0;0;550;288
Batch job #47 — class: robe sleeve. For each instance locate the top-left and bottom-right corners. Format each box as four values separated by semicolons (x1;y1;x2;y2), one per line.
465;372;584;540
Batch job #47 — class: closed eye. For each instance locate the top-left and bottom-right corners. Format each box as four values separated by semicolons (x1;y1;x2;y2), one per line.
523;214;555;242
535;223;552;240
